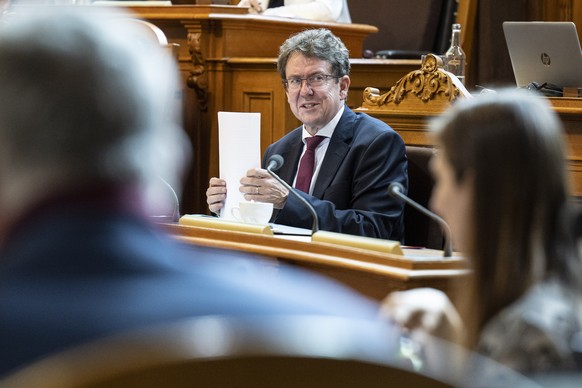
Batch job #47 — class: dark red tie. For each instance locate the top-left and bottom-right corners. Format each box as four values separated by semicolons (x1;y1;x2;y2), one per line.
295;135;325;193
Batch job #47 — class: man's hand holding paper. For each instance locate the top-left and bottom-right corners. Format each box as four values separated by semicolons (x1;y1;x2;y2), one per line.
240;167;289;209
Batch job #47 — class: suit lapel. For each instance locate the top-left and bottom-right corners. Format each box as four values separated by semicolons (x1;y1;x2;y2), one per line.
278;131;304;185
312;108;356;198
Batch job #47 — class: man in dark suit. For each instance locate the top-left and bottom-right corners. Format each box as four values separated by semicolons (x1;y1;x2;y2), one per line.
0;9;382;378
207;29;407;240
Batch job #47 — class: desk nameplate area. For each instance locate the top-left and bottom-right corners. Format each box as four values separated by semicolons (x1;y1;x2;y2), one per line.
179;215;404;255
170;218;465;269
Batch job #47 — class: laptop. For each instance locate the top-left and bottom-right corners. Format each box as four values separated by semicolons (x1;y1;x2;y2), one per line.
503;21;582;89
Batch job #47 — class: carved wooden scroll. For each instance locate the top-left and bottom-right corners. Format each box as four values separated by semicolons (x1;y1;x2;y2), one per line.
360;54;468;113
186;32;208;112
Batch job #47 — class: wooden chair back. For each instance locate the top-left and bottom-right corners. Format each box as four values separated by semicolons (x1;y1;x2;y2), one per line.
349;0;456;58
0;316;455;388
404;146;445;250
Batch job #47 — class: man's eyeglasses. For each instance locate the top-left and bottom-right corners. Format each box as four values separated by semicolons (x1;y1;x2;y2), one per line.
283;74;340;91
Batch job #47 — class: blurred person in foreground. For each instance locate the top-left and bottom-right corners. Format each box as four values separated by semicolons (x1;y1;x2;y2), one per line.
0;0;9;14
380;89;582;376
0;8;384;377
237;0;351;23
206;28;407;240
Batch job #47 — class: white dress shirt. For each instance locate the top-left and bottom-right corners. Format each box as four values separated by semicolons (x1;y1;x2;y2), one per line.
292;105;344;195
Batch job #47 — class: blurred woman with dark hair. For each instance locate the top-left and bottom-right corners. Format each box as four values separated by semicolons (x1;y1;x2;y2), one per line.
381;89;582;374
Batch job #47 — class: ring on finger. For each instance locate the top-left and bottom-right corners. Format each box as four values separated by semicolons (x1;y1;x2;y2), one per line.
256;186;260;195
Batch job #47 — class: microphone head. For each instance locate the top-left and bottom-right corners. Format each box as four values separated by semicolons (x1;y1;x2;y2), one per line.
268;154;284;171
387;182;405;198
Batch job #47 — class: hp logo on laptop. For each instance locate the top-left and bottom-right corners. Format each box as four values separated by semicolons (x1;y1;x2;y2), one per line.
540;52;552;66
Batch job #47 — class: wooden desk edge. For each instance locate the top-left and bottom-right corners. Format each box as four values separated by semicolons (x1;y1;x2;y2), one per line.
162;223;466;272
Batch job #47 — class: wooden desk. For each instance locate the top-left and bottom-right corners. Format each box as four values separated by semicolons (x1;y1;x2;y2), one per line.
549;97;582;197
163;223;468;301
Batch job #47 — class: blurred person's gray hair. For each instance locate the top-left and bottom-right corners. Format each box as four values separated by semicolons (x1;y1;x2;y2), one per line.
0;7;190;208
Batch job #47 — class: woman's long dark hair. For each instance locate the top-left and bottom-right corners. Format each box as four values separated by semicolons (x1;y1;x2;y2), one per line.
433;89;581;345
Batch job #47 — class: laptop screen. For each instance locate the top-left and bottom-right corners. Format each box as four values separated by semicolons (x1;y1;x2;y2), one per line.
503;21;582;89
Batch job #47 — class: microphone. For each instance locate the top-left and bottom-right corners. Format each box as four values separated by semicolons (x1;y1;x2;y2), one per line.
267;154;284;172
387;182;453;257
161;177;181;222
266;154;319;235
150;176;180;223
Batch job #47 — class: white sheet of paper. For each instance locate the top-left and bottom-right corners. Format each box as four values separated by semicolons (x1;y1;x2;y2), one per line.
218;111;261;220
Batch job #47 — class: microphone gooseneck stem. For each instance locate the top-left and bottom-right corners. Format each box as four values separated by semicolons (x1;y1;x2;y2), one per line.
160;176;180;222
266;166;319;235
390;185;453;257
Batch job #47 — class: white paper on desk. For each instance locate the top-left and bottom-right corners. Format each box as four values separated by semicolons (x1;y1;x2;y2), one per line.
218;111;261;220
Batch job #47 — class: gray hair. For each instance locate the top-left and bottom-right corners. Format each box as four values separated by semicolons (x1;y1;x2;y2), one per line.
276;28;350;80
0;8;190;206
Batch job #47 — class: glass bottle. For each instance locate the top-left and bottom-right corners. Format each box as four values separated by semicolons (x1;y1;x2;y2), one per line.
444;23;466;85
